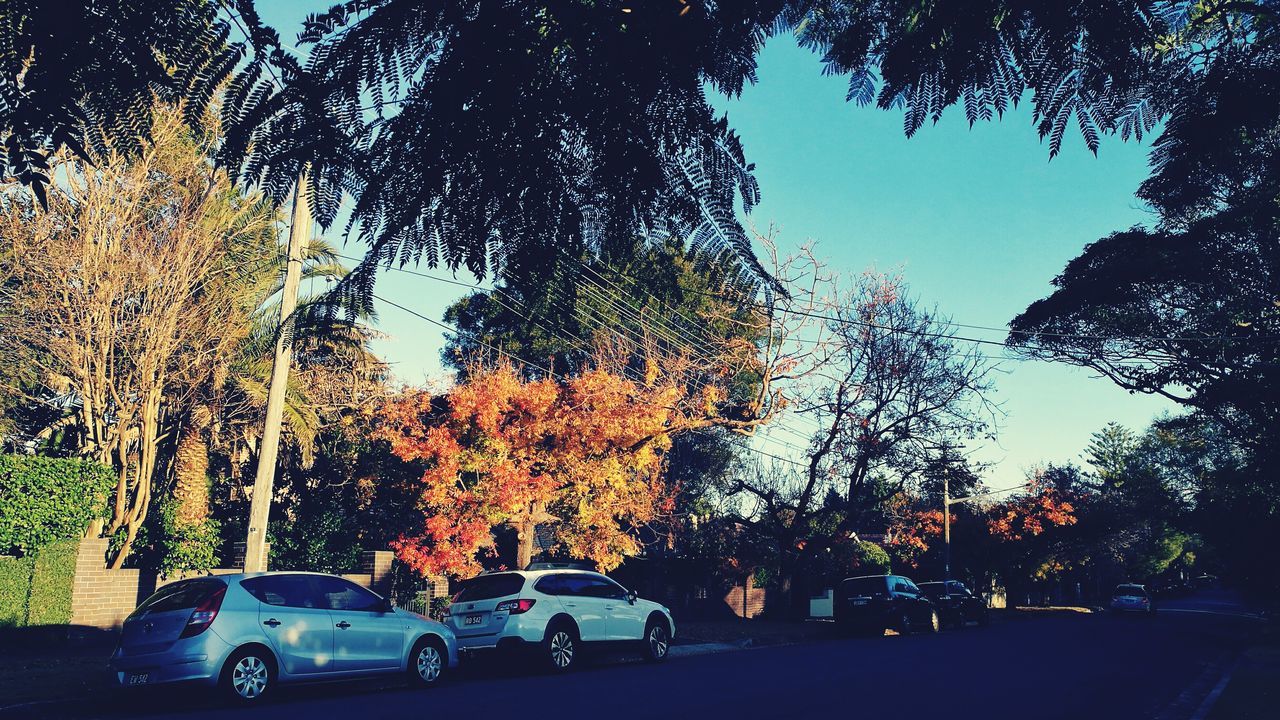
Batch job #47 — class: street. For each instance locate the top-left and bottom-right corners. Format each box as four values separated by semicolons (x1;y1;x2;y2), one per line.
14;593;1259;720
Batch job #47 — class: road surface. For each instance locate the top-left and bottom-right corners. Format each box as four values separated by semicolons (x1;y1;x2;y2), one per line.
15;591;1258;720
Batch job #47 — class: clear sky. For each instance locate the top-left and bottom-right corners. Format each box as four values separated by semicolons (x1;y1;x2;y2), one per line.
257;3;1175;491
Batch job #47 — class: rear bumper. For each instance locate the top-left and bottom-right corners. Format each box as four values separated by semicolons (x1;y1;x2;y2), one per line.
453;614;546;651
108;632;234;688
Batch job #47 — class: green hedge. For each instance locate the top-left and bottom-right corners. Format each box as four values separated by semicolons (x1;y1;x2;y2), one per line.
26;540;77;625
0;454;115;554
0;540;78;628
0;555;33;627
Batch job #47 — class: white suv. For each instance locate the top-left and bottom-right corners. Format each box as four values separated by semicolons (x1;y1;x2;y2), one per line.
444;568;675;671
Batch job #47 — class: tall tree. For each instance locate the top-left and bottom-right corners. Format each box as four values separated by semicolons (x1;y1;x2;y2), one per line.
0;105;279;566
0;0;255;201
376;359;771;576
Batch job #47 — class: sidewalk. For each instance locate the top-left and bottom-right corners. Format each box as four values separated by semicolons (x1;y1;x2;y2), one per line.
1206;630;1280;719
0;628;116;711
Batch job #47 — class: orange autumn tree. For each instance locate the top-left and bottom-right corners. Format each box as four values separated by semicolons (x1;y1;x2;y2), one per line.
986;478;1078;542
376;361;749;576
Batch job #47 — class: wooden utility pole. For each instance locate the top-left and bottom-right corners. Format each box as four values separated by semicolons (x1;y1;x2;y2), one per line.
243;173;310;572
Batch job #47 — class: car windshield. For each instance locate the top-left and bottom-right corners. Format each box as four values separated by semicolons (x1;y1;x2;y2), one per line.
454;573;524;602
1114;586;1146;597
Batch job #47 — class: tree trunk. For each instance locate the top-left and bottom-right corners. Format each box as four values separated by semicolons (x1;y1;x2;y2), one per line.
172;422;210;526
516;518;536;570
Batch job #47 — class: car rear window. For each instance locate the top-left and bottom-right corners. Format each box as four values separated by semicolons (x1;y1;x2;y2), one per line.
840;577;888;597
133;579;225;615
1114;586;1146;597
919;583;945;598
454;573;524;602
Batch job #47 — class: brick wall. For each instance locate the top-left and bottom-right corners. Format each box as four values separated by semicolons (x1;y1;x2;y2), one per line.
69;537;153;630
67;536;397;631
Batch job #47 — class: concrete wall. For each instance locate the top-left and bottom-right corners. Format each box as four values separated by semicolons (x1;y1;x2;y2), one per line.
68;536;396;631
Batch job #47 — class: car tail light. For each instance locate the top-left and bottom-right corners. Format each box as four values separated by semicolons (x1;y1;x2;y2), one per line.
495;599;536;614
179;586;227;639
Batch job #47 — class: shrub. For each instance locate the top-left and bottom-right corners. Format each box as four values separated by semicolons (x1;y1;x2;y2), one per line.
150;501;220;578
850;540;892;575
0;555;34;628
0;540;76;628
0;455;115;554
26;540;78;626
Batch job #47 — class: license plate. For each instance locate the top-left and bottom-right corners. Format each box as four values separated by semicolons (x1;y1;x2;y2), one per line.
464;614;483;626
127;673;149;686
851;598;869;605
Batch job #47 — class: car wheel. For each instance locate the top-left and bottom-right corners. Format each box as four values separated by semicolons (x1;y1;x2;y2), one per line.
544;623;578;673
978;608;991;627
408;636;446;687
644;620;670;662
220;647;275;704
926;609;941;634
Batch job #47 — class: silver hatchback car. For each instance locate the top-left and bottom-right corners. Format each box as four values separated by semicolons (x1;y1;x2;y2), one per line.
109;572;458;703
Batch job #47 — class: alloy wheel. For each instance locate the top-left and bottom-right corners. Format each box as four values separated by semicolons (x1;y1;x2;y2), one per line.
231;655;268;700
416;644;443;683
550;631;575;669
649;625;669;659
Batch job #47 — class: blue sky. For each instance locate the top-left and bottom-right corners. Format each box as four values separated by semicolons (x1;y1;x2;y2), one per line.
260;3;1175;491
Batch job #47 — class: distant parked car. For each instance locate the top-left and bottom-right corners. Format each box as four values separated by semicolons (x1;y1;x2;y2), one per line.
918;580;990;628
1110;584;1157;616
833;574;940;636
444;568;675;672
109;572;458;703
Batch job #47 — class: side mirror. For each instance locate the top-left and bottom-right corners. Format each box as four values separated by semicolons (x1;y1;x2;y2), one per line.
381;597;395;614
626;590;637;605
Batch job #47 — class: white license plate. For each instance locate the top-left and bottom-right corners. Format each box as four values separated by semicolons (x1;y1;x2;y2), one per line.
464;614;483;625
127;672;149;686
851;599;869;605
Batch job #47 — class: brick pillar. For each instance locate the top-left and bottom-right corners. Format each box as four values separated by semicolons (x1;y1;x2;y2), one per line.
230;542;269;571
360;551;394;595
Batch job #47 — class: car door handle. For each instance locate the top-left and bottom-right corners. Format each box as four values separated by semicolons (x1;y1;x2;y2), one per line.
263;618;281;627
335;621;351;629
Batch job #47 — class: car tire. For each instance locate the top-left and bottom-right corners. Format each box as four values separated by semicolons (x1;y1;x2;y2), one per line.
925;609;941;634
408;636;447;687
543;622;579;673
219;646;276;704
978;608;991;627
643;619;670;663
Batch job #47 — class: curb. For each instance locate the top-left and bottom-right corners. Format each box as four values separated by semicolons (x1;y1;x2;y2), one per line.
667;641;747;658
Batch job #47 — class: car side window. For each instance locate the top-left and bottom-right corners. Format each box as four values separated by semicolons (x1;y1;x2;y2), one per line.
565;575;626;599
534;574;568;596
316;576;385;612
242;574;324;609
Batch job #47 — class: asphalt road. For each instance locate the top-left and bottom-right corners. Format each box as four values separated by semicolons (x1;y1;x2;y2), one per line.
19;592;1258;720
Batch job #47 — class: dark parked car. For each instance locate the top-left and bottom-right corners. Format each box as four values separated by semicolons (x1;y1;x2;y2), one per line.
833;575;940;636
918;581;989;629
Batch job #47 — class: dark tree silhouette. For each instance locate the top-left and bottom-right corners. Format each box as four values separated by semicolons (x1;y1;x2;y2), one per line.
222;1;1208;309
0;0;249;205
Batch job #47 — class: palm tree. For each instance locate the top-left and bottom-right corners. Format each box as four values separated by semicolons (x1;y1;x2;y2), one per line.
169;238;382;527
